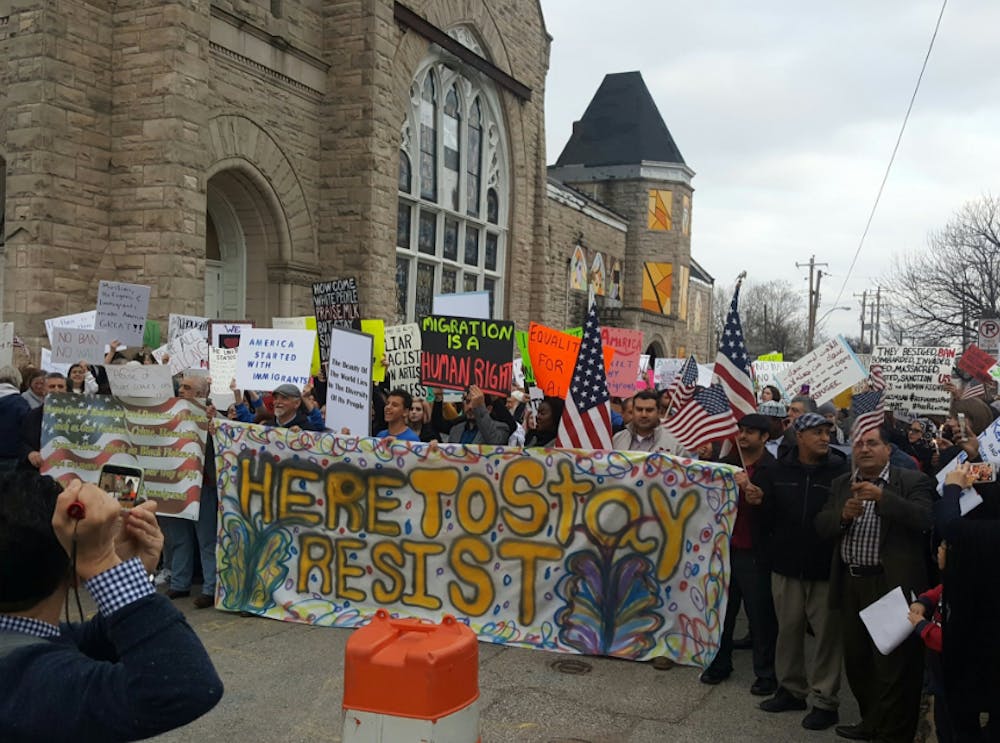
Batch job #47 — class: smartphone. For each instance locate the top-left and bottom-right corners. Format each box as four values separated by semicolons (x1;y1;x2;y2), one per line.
969;462;996;483
956;412;967;443
98;464;145;509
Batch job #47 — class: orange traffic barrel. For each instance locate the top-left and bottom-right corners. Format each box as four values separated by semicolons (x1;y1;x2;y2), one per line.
341;609;480;742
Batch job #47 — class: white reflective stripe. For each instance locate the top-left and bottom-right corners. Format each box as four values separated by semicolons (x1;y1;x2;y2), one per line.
341;702;479;743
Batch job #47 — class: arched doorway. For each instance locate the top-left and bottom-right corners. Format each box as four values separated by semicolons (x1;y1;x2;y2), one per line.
205;165;287;323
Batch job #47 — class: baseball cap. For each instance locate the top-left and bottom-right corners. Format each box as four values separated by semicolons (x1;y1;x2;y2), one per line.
793;412;834;433
272;383;302;398
738;414;772;434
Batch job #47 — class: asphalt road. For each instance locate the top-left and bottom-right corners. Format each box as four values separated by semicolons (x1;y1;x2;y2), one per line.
145;597;903;743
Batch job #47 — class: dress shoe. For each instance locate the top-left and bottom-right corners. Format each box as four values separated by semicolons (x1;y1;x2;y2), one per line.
165;589;190;599
750;677;778;696
835;723;874;741
732;633;754;650
193;594;214;609
759;687;807;713
699;666;731;685
801;707;839;730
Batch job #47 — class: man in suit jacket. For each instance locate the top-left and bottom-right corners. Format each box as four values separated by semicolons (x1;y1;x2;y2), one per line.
815;425;934;743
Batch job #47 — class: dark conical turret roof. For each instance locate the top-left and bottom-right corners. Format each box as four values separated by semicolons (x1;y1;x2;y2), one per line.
555;71;685;168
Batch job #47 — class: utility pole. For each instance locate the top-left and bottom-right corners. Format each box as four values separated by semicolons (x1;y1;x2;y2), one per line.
797;254;829;351
854;290;868;349
874;285;882;346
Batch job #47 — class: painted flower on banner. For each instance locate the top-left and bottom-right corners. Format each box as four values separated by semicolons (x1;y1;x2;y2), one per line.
218;494;295;612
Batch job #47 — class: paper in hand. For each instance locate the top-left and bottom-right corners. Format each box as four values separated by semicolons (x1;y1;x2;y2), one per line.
859;586;913;656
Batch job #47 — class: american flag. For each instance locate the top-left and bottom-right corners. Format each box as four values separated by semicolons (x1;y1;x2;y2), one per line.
850;389;885;442
663;384;739;452
556;303;613;450
664;355;698;416
962;381;985;399
869;364;886;391
713;284;756;420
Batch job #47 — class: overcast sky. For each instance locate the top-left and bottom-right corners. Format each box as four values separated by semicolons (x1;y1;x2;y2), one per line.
541;0;1000;342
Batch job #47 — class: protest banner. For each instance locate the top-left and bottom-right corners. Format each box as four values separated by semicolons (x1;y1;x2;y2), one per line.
312;277;361;364
209;320;254;349
95;281;150;347
272;316;322;375
105;364;176;398
420;315;515;397
527;322;614;398
153;328;209;375
44;310;97;347
209;347;239;400
51;327;108;367
433;291;491;319
384;323;424;398
958;343;998;383
870;346;956;415
213;420;739;667
235;328;316;391
601;327;643;398
776;336;866;405
326;327;373;436
168;314;209;342
41;393;208;519
0;322;14;367
751;361;793;397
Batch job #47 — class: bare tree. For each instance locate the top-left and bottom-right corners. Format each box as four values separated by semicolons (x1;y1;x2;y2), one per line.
885;195;1000;346
717;279;809;360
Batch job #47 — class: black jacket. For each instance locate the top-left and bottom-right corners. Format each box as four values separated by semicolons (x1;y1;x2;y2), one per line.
752;446;849;580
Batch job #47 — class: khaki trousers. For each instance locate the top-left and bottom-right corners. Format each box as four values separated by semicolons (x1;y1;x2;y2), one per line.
771;573;843;710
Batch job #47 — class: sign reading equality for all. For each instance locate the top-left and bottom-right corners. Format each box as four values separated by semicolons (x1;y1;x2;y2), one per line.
96;281;151;348
870;346;956;415
420;315;514;397
776;335;867;405
312;278;360;364
234;328;316;391
213;420;739;668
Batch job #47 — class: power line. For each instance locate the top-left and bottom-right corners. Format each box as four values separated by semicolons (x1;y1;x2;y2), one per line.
832;0;948;308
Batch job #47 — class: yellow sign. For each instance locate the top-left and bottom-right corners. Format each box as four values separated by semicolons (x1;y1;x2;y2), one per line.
757;353;783;362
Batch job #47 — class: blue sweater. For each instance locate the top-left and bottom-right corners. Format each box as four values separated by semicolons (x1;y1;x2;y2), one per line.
0;594;223;742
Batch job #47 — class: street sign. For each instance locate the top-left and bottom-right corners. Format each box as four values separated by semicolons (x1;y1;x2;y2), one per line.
977;317;1000;355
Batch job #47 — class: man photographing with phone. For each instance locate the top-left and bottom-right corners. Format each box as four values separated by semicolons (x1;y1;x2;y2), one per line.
0;471;223;741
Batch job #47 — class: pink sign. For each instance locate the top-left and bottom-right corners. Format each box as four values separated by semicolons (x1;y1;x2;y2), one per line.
600;327;644;398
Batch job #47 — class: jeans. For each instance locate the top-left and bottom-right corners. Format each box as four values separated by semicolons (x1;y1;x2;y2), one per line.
158;484;218;595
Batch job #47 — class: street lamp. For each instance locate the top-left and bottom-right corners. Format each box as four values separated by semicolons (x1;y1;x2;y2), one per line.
817;305;852;325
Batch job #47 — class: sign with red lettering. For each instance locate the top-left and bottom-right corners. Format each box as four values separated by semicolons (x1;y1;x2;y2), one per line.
600;327;643;398
527;323;615;398
958;343;998;383
420;315;514;397
870;346;957;415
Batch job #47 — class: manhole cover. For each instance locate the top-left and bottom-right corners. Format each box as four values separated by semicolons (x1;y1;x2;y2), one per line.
550;658;592;675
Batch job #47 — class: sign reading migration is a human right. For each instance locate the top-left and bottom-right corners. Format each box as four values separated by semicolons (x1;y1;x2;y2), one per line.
214;421;739;668
420;315;514;397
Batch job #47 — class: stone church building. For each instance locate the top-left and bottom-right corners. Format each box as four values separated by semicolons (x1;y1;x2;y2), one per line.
0;0;713;365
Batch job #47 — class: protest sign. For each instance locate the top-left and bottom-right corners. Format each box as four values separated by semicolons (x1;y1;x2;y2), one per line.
757;352;784;362
776;336;866;405
105;364;175;398
312;278;361;364
516;326;582;386
421;315;514;397
326;327;372;436
958;343;998;383
214;420;739;667
512;358;525;389
384;323;424;398
272;316;321;375
653;358;686;389
359;319;386;383
433;291;491;320
95;281;150;347
209;320;254;349
235;328;316;391
168;314;209;342
44;310;97;347
41;348;70;376
209;347;239;400
601;327;643;398
697;364;715;389
0;323;14;367
51;327;108;367
751;361;793;397
41;393;208;519
527;322;614;398
870;346;956;415
153;328;209;375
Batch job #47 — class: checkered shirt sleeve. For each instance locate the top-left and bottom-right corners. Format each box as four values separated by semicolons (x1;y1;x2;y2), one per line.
84;558;155;617
0;615;61;639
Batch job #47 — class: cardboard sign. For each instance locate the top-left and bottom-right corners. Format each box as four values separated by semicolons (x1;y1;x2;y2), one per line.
41;349;70;376
0;323;14;368
325;327;372;436
209;320;255;350
272;316;321;375
527;322;614;398
601;328;643;399
153;328;209;376
653;358;686;390
95;281;150;347
50;326;108;367
234;328;316;391
420;315;515;397
751;361;793;396
433;291;491;320
360;319;386;383
776;336;867;405
44;310;96;347
958;343;998;383
384;323;424;398
105;364;175;398
870;346;956;415
209;347;239;401
312;277;361;364
168;314;209;342
515;326;582;386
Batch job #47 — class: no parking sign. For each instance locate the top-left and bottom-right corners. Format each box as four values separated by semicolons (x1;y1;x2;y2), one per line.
978;318;1000;355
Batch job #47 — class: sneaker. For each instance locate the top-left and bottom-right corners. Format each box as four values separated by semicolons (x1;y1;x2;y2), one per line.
165;589;190;599
750;677;778;696
759;687;807;713
193;594;214;609
699;666;731;685
802;707;839;730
